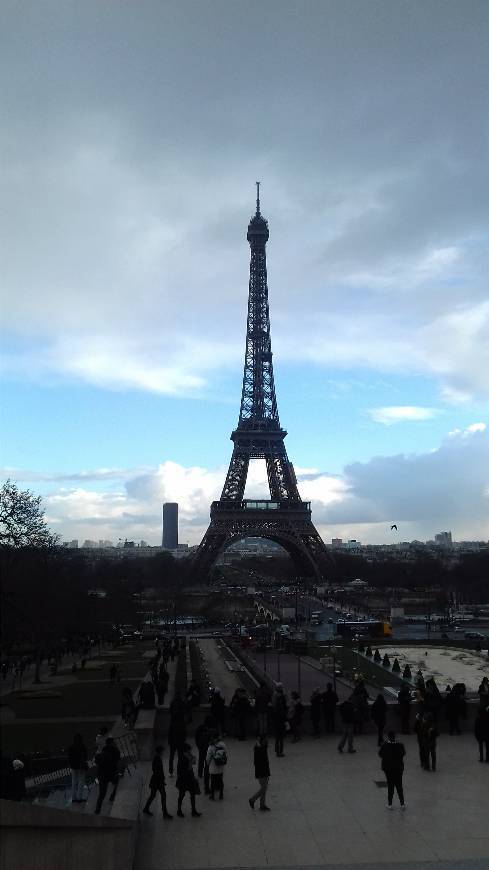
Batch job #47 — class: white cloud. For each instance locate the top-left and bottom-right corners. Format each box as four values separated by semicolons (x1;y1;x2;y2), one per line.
28;423;488;546
448;422;487;438
367;406;439;425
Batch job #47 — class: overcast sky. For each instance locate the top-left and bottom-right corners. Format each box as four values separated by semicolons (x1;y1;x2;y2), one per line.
1;1;488;547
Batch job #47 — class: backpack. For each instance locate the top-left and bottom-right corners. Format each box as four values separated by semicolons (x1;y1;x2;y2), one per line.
214;747;227;767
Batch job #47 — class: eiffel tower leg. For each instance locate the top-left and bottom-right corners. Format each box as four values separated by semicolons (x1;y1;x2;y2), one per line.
221;450;249;501
191;527;229;581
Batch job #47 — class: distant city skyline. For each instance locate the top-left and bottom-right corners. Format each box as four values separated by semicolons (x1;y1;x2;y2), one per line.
1;2;488;547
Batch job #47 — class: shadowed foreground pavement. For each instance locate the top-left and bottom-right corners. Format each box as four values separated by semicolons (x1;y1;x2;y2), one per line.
134;731;489;870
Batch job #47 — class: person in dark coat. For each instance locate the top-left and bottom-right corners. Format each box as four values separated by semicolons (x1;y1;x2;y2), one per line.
121;688;137;727
176;743;201;817
445;686;463;735
143;745;172;818
210;688;226;735
289;691;304;743
322;683;339;733
420;713;438;771
249;735;271;811
371;694;387;747
230;688;250;740
397;685;411;734
68;733;88;803
271;684;288;757
195;716;216;794
474;706;489;762
338;697;356;753
310;688;322;737
138;679;156;710
95;737;121;814
379;731;406;809
254;683;271;737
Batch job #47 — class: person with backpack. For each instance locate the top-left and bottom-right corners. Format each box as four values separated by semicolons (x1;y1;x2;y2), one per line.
142;745;173;818
206;735;227;800
379;731;406;810
249;735;271;811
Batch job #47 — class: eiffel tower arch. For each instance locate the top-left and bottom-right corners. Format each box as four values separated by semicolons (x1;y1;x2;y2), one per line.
192;185;332;582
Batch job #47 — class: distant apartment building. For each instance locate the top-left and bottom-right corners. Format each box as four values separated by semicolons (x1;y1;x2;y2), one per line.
162;502;178;550
331;538;343;548
63;539;79;548
434;531;453;547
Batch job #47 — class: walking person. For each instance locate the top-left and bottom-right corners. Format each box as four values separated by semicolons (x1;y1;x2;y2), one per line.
249;735;271;811
176;743;201;817
379;731;406;810
371;694;387;747
338;696;356;753
206;734;227;800
142;746;173;818
95;737;121;814
474;706;489;763
271;683;287;757
322;683;339;733
68;733;88;803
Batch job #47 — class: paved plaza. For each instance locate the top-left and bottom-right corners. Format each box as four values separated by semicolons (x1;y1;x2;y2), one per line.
134;731;489;870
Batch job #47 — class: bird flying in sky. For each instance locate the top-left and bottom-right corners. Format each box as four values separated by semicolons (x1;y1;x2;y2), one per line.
391;524;398;531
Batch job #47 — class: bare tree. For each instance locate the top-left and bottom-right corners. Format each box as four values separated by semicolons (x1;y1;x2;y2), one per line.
0;479;58;549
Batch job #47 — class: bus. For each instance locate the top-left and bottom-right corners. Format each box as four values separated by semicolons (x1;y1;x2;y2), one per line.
335;619;392;639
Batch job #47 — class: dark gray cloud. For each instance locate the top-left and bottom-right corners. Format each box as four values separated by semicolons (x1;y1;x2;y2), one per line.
1;1;489;397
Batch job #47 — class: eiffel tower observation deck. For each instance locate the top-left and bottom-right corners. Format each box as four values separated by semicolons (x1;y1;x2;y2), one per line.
192;185;331;581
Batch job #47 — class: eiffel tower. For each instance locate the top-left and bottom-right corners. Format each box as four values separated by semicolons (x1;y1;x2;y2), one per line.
192;185;331;581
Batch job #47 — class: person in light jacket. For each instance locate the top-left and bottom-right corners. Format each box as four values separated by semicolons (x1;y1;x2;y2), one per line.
206;736;227;801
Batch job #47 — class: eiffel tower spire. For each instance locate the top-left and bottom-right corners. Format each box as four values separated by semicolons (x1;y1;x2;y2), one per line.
221;186;300;502
191;188;331;582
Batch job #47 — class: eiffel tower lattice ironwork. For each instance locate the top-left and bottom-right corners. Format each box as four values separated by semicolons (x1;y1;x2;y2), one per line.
192;185;331;581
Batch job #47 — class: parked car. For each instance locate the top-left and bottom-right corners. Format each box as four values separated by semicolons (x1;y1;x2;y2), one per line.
464;631;487;640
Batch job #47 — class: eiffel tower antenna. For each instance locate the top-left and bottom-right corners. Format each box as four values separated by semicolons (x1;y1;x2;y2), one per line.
191;187;331;581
